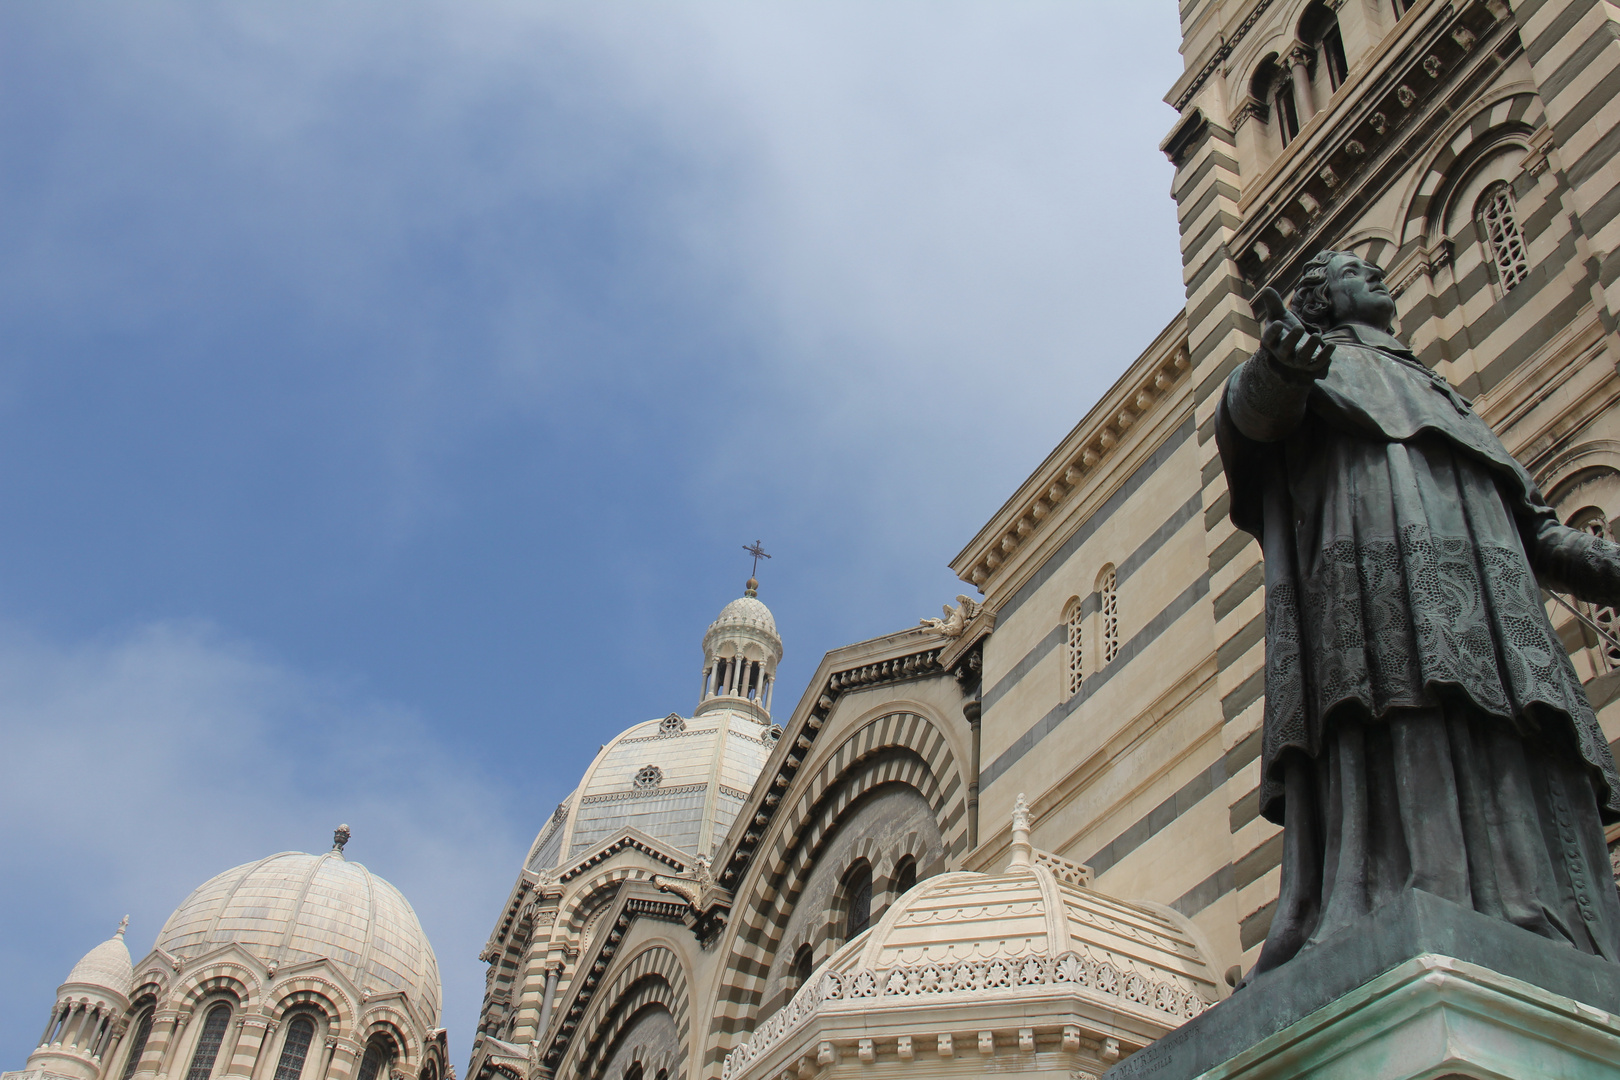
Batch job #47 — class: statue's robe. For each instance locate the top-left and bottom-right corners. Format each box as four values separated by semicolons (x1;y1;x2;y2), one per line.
1217;322;1620;975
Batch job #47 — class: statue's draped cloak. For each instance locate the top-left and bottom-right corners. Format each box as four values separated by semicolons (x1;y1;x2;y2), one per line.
1217;325;1620;968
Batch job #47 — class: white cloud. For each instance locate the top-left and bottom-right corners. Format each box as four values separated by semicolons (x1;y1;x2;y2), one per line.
0;620;522;1069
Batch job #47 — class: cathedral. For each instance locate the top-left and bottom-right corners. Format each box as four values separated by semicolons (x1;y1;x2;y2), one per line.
11;0;1620;1078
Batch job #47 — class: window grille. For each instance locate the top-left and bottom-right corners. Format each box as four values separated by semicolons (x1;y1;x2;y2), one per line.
120;1011;154;1080
1479;183;1530;290
633;765;663;789
1065;598;1084;698
272;1018;314;1080
658;714;685;735
1100;567;1120;664
1579;515;1620;672
183;1005;231;1080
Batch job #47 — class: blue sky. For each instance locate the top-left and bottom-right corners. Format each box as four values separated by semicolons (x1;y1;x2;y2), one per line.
0;3;1186;1068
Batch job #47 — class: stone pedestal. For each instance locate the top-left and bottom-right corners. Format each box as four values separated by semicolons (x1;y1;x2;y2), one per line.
1103;890;1620;1079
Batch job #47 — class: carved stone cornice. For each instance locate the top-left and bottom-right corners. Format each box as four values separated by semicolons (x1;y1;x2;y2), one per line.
951;316;1190;596
1166;0;1282;111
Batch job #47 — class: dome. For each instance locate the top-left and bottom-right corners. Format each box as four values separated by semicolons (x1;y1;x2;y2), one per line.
723;813;1222;1080
63;920;133;998
707;595;778;640
153;849;441;1023
524;707;776;872
815;859;1219;1014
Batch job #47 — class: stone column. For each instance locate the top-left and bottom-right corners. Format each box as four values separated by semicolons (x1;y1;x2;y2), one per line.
222;1016;271;1080
322;1037;363;1080
534;963;563;1043
963;699;982;850
1287;44;1316;122
150;1008;192;1080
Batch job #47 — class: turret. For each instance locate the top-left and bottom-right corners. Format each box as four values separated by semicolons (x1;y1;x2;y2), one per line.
696;577;783;723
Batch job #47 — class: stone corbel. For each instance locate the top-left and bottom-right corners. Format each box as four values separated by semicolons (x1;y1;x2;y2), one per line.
1388;239;1453;299
1229;95;1268;132
1522;125;1557;178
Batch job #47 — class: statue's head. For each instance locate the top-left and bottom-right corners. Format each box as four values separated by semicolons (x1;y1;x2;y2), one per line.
1290;249;1397;332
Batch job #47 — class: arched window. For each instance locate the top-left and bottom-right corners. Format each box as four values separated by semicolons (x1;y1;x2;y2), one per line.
183;1004;232;1080
843;862;873;940
1320;23;1348;88
1300;1;1348;91
1064;597;1084;698
894;857;918;898
1098;566;1120;664
355;1038;394;1080
119;1009;154;1080
792;944;814;989
272;1017;315;1080
1478;182;1530;290
1251;56;1299;148
624;1064;643;1080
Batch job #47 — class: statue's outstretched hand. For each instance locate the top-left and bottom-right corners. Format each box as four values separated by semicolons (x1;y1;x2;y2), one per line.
1253;287;1333;380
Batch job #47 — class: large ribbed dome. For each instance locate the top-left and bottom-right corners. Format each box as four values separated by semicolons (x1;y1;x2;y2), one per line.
524;708;776;872
154;850;441;1023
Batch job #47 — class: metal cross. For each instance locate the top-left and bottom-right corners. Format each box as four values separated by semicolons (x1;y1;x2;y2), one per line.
743;540;771;577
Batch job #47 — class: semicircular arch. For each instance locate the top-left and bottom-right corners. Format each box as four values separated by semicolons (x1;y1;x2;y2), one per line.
701;708;965;1075
556;944;691;1080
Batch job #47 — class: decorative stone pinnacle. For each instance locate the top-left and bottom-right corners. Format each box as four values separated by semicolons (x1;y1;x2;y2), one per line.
116;915;129;939
333;824;352;854
1009;793;1033;869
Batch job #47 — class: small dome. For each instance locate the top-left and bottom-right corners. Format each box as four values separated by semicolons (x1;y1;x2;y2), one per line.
64;921;133;998
154;850;441;1023
724;841;1223;1080
820;861;1219;1010
708;595;778;640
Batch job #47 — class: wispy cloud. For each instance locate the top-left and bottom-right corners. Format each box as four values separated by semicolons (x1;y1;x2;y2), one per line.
0;620;522;1067
0;3;1188;1071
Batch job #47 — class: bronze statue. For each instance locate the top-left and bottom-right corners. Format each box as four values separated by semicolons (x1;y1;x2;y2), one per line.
1217;249;1620;978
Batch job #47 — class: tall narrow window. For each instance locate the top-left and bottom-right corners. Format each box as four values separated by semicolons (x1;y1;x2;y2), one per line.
184;1005;231;1080
272;1017;315;1080
792;945;814;989
1321;25;1348;89
355;1040;392;1080
1479;182;1530;290
894;857;918;897
1099;566;1120;664
1065;597;1084;698
120;1010;154;1080
1274;84;1300;147
843;863;873;939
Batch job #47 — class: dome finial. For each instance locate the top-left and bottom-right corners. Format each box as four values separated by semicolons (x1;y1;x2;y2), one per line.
1008;794;1033;869
115;915;128;939
333;824;351;854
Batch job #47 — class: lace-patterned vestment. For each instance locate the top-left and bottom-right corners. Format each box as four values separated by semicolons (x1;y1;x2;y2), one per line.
1217;325;1620;825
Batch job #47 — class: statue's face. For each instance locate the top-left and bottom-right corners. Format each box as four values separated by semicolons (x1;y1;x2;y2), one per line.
1326;253;1397;329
